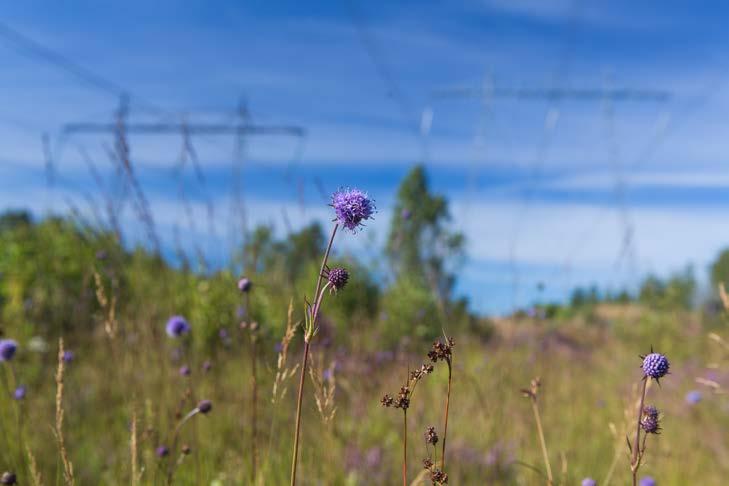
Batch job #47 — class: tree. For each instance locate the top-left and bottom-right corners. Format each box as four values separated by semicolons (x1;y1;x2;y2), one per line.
385;165;465;306
711;248;729;292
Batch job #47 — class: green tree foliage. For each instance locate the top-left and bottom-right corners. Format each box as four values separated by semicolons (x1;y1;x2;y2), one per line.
638;266;696;310
382;165;469;341
710;248;729;292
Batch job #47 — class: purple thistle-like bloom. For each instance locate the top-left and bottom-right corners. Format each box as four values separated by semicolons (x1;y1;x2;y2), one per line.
197;399;212;414
0;340;18;362
179;365;191;377
0;472;16;485
639;477;656;486
641;414;660;434
155;445;169;458
642;352;669;380
331;188;375;231
165;316;190;338
62;350;74;363
643;405;659;419
237;277;252;293
581;479;597;486
327;267;349;291
13;386;26;400
685;390;702;405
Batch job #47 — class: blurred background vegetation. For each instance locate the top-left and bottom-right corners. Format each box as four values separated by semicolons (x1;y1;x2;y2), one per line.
1;166;729;485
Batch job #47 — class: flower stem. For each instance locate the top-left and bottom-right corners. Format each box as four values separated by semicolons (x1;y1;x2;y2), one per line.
289;223;339;486
530;397;553;485
402;409;408;486
631;378;648;486
440;361;452;471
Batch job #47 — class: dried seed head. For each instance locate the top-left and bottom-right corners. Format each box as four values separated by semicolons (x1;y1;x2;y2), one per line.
430;468;448;484
428;338;454;364
380;394;394;407
422;458;434;469
424;426;439;445
181;444;191;455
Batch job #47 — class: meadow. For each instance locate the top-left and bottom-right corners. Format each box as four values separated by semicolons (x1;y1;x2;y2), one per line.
0;177;727;486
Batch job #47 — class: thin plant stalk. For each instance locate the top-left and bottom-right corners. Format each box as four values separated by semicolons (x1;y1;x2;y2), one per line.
402;410;408;486
630;378;648;486
440;362;452;471
166;407;202;485
530;398;553;485
290;223;339;486
246;291;259;482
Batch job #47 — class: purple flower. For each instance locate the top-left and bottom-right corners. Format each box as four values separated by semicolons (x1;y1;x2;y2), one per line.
581;479;597;486
13;386;26;400
0;472;17;485
401;208;411;220
165;316;190;338
685;390;702;405
639;477;656;486
274;342;283;353
155;445;169;458
642;352;669;380
197;399;212;414
327;267;349;292
179;365;191;377
202;360;212;373
0;340;18;362
62;350;74;363
237;277;252;293
219;328;229;339
331;188;375;231
322;368;333;382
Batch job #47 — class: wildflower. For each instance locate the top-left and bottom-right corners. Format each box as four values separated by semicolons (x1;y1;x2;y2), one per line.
197;399;212;414
0;340;18;361
639;477;656;486
685;390;702;405
179;365;191;377
581;479;597;486
641;352;669;380
331;188;375;231
13;386;25;400
0;472;16;485
640;406;661;434
156;445;169;458
202;360;212;373
237;277;252;293
62;350;74;363
401;208;412;220
425;426;439;445
326;267;349;292
165;316;190;338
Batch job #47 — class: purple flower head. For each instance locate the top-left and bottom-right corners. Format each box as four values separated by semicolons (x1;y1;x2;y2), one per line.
274;342;283;353
179;365;191;377
640;407;661;434
642;352;669;380
322;368;334;382
327;267;349;292
581;479;597;486
165;316;190;338
202;360;212;373
0;340;18;362
236;306;245;318
237;277;252;293
62;350;74;363
155;445;169;458
197;399;212;414
401;208;412;220
685;390;702;405
13;386;26;400
0;472;16;485
639;477;656;486
331;188;375;232
219;328;229;339
643;405;659;419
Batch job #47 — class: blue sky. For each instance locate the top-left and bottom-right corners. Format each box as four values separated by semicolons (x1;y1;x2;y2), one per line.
2;1;729;314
